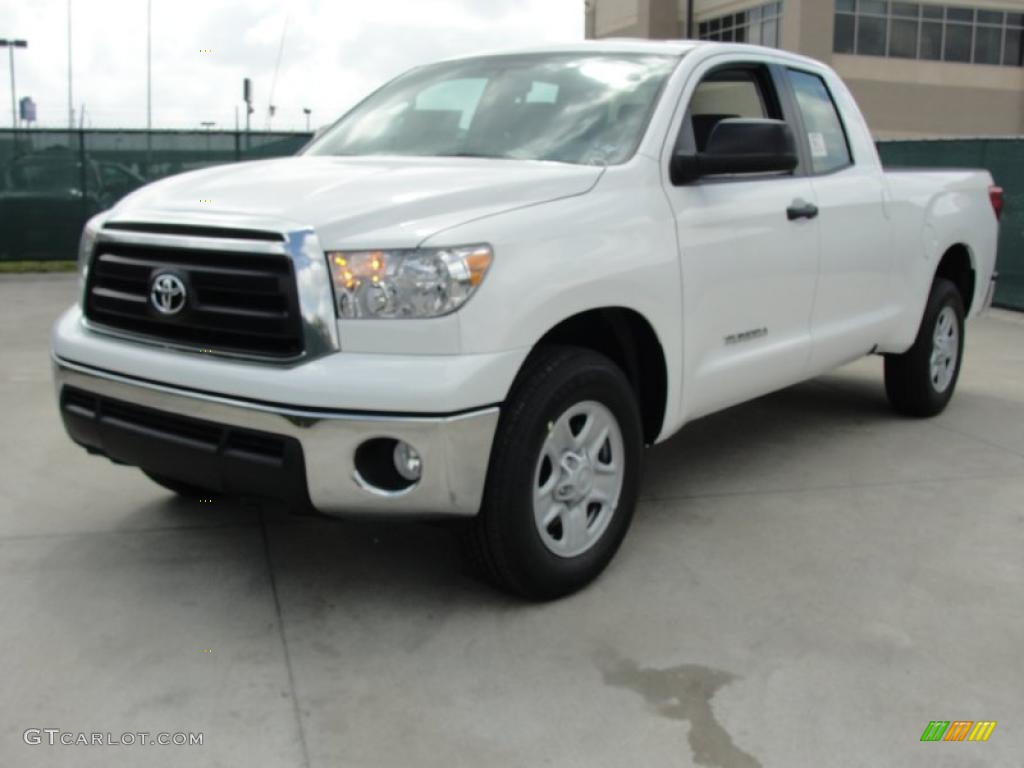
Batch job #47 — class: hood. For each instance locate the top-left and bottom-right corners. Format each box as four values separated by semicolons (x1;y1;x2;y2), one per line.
110;155;604;248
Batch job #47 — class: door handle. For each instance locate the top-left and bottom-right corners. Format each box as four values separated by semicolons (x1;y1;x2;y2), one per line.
787;199;819;221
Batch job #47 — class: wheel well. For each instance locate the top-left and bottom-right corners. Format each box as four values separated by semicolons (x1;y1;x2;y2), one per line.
935;245;975;314
531;308;668;445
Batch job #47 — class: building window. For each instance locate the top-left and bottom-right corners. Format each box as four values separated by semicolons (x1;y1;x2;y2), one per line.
697;2;784;48
834;1;1024;67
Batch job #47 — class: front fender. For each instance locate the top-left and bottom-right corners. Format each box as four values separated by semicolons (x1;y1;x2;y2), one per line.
426;161;686;437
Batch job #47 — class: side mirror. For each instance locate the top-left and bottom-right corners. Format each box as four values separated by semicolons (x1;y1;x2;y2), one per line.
671;118;798;185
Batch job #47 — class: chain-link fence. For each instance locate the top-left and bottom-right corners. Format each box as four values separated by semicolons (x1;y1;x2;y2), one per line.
0;129;312;262
877;138;1023;311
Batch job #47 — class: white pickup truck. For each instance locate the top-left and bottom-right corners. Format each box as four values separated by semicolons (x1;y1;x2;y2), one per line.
53;41;1001;599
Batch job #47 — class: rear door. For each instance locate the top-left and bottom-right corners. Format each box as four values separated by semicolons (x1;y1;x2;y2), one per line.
663;59;820;420
781;67;895;372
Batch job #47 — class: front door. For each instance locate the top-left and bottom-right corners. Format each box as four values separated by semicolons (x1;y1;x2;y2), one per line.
663;61;820;420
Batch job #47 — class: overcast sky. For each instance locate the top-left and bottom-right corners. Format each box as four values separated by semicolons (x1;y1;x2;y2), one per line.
2;0;584;131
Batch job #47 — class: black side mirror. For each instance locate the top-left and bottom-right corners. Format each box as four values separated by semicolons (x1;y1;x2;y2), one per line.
671;118;798;185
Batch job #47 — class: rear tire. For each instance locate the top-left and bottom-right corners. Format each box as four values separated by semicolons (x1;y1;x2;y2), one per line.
143;470;218;499
884;278;965;418
467;346;644;600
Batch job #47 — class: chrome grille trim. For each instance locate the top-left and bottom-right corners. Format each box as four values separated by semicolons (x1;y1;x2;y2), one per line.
83;216;339;363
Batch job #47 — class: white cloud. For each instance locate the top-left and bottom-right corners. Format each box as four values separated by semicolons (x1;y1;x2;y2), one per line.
1;0;584;130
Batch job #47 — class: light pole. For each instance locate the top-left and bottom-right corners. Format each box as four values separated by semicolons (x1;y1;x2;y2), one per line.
0;39;28;129
68;0;74;127
200;121;215;151
303;107;311;132
145;0;153;176
243;78;253;133
146;0;152;130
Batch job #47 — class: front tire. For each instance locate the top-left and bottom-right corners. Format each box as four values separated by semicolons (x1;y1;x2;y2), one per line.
885;278;965;417
468;346;644;600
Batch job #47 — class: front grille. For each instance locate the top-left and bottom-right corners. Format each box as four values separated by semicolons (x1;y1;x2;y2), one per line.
84;240;304;358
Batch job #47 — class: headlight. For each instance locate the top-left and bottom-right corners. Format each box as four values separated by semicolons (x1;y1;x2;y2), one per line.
325;245;492;319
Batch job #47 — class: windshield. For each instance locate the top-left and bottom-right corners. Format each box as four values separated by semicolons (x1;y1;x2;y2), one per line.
306;53;680;166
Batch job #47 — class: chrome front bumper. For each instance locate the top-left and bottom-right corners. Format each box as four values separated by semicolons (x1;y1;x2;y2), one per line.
54;357;500;517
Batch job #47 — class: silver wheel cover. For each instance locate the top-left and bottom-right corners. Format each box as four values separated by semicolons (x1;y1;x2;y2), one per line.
533;400;625;559
930;305;960;394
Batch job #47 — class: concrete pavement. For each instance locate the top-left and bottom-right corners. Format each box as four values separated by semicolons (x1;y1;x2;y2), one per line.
1;274;1022;767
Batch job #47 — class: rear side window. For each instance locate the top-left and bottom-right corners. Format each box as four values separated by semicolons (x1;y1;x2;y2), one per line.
787;70;852;174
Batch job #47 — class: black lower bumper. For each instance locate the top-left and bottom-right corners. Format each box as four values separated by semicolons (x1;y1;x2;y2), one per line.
60;385;311;506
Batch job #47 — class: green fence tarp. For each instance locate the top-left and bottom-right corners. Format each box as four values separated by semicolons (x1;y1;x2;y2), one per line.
0;129;312;262
878;138;1023;311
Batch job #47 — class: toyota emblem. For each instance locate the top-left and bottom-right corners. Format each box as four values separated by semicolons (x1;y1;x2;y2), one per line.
150;273;188;315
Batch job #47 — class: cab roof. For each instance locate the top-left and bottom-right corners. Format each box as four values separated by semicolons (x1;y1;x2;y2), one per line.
462;40;825;71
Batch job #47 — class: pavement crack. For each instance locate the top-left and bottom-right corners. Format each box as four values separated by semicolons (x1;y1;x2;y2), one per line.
925;418;1024;460
638;469;1023;505
260;509;312;768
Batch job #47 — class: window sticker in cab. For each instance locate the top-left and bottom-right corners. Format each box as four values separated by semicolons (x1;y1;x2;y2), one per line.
808;132;828;159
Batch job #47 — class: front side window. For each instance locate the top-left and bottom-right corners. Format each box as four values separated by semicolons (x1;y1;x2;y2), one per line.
677;66;781;154
787;70;852;175
306;53;680;167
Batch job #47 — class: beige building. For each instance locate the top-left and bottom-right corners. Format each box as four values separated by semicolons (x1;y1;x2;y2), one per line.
585;0;1024;137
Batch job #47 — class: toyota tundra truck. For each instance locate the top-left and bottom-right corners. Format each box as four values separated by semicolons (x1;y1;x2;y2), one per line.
52;41;1001;599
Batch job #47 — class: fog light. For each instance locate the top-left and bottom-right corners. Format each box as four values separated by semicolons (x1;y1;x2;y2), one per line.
393;441;422;482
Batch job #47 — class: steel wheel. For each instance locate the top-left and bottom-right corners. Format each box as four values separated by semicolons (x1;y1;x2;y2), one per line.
533;400;625;559
930;305;959;393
